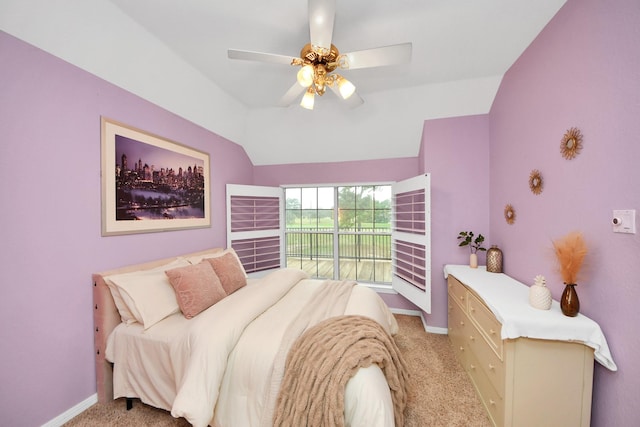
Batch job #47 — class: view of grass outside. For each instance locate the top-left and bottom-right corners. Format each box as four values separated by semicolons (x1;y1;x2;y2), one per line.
285;185;392;282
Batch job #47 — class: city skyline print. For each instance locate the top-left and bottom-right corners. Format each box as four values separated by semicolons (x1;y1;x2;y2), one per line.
101;117;211;236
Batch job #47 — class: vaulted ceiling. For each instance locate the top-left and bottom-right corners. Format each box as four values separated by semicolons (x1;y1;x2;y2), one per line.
1;0;566;165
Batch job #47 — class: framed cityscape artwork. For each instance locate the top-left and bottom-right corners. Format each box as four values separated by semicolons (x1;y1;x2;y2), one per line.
101;117;211;236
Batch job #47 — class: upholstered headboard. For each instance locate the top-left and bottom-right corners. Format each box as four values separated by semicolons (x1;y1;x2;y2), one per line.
92;248;223;403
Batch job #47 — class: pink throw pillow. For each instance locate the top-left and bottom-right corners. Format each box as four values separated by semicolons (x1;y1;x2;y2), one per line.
206;252;247;295
165;261;227;319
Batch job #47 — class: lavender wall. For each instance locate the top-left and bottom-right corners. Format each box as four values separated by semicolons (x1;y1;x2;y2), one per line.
489;0;639;425
418;115;491;327
0;32;253;426
253;156;420;187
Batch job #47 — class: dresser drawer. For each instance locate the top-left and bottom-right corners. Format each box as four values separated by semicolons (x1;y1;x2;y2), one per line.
467;324;505;398
448;276;468;310
467;350;505;427
448;299;471;367
448;297;468;336
468;291;503;355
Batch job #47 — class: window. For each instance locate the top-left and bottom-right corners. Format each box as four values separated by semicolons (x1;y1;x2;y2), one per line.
285;185;392;283
227;175;430;313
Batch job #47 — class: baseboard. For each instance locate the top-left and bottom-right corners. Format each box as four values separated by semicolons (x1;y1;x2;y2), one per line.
390;307;423;316
42;393;97;427
390;308;448;335
424;324;448;335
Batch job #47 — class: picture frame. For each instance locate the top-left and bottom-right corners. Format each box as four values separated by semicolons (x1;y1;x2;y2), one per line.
101;117;211;236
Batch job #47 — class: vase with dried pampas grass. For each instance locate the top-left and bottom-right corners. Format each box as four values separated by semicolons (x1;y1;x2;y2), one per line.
552;231;588;317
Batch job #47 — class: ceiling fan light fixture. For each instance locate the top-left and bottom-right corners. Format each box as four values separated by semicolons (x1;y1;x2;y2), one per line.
297;64;314;87
300;87;315;110
228;1;413;109
336;75;355;99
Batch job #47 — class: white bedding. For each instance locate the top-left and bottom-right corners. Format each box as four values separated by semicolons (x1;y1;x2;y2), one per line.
106;268;399;427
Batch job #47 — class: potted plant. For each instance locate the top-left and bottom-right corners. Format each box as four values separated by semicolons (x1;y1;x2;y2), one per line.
457;231;486;268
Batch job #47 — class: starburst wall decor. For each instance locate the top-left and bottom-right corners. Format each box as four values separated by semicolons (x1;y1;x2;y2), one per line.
529;169;543;195
504;204;516;225
560;127;583;160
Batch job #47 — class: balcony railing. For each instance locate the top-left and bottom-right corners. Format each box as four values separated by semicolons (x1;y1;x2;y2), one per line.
285;227;391;283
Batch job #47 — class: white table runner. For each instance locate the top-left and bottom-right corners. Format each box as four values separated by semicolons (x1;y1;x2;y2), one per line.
444;264;616;371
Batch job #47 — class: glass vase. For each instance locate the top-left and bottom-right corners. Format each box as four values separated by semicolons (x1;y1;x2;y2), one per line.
486;245;503;273
560;283;580;317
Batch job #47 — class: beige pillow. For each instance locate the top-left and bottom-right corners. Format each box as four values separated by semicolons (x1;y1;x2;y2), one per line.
107;259;190;329
104;258;190;325
206;252;247;295
165;261;227;319
103;281;137;324
187;248;248;278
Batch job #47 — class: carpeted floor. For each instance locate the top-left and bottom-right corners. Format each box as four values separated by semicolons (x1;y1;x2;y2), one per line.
64;314;491;426
393;315;491;427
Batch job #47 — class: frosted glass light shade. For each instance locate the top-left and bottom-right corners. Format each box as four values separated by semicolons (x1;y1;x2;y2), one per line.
337;76;355;99
300;88;315;110
297;65;314;87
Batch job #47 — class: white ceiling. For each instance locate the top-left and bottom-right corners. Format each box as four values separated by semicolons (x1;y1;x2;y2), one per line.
1;0;566;166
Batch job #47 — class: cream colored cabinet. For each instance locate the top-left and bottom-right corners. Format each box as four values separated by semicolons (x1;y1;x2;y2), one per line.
447;274;594;427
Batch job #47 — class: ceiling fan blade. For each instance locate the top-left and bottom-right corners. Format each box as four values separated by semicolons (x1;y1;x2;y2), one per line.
228;49;296;66
277;82;306;107
308;0;335;50
328;84;364;109
346;91;364;108
343;42;412;70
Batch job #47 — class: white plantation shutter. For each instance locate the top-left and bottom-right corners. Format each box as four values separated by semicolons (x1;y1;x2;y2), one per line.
391;174;431;313
226;184;284;274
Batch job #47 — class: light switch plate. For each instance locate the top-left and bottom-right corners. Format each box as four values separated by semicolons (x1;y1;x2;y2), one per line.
612;209;636;234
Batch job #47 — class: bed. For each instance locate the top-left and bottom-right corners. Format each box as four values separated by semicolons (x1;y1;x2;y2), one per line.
93;248;408;427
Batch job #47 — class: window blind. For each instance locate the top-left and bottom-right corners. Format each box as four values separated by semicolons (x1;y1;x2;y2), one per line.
391;174;431;313
231;236;280;273
227;184;284;274
230;195;280;232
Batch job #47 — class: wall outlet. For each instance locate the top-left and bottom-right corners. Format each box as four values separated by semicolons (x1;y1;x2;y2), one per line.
612;209;636;234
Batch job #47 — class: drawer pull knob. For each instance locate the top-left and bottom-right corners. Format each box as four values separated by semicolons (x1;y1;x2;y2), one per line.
469;335;475;341
459;346;465;352
489;364;495;370
459;295;464;301
470;307;476;312
489;399;496;406
470;364;476;370
459;321;465;326
490;329;496;335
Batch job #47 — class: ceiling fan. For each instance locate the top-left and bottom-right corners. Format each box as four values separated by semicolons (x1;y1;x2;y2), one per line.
227;0;412;110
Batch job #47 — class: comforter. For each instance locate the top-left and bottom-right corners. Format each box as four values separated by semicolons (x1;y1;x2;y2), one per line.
107;268;399;427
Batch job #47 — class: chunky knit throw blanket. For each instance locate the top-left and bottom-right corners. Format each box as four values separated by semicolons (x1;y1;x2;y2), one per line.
273;315;410;427
260;280;357;427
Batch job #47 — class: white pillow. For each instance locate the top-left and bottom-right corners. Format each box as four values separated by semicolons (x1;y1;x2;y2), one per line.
106;258;190;329
103;279;137;325
186;248;248;278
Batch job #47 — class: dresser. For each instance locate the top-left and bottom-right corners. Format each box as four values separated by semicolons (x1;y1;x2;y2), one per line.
446;266;611;427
